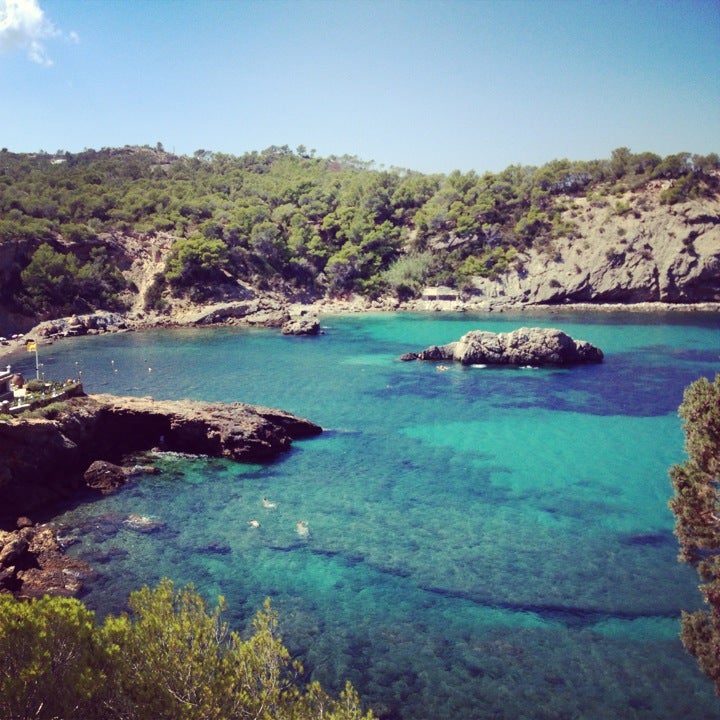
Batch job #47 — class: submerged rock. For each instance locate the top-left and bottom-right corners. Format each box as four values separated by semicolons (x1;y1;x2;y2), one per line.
84;459;128;494
123;513;166;533
401;327;603;367
197;542;232;555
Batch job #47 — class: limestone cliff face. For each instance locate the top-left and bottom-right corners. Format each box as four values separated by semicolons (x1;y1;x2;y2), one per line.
0;394;322;524
470;191;720;305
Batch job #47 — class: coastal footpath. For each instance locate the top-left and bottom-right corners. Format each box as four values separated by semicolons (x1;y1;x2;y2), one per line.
0;392;322;597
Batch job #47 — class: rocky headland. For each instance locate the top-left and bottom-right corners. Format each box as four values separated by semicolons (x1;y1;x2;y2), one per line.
0;392;322;597
401;327;604;367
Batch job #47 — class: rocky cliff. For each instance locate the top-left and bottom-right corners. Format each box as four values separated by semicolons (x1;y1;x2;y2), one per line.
107;189;720;312
107;186;720;312
469;190;720;306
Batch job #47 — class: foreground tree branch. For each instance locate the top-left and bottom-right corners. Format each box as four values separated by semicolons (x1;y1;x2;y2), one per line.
669;374;720;693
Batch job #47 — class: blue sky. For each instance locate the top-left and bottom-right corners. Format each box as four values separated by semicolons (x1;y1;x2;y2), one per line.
1;0;718;174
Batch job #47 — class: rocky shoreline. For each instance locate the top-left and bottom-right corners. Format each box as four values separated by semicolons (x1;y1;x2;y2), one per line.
1;297;718;363
0;391;322;598
1;392;322;522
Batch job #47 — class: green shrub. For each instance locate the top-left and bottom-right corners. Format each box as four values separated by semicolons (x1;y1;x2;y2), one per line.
24;378;46;393
143;272;169;312
0;579;375;720
614;200;632;216
18;243;128;315
26;401;69;420
381;252;434;300
165;235;231;292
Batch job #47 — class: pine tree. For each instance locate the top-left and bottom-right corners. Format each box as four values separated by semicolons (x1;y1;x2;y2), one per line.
669;374;720;694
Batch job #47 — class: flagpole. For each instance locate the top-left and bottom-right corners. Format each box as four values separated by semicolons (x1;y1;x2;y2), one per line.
27;340;39;379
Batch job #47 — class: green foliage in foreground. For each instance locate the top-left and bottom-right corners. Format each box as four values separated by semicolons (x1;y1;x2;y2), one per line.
669;374;720;695
0;579;374;720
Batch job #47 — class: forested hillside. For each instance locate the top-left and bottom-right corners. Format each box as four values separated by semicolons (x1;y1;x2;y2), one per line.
0;144;718;321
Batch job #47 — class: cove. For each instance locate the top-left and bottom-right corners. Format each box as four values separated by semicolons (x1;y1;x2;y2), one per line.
14;310;720;720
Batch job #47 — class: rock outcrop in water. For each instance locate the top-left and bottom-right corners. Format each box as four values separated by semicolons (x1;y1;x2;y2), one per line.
0;393;322;524
281;313;321;335
0;519;94;598
400;327;603;366
83;459;131;494
0;393;322;597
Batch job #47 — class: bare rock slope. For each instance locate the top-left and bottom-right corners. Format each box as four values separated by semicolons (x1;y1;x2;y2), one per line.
470;190;720;305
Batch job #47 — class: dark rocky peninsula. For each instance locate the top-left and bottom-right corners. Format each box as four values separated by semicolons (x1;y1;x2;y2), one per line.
400;327;604;366
0;392;322;597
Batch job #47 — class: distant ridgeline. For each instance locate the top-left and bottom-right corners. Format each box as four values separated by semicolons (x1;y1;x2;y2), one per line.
0;145;718;321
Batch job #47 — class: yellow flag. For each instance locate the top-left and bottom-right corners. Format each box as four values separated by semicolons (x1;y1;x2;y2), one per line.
26;341;37;352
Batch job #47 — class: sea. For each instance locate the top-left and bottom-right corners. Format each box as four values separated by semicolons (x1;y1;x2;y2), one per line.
10;310;720;720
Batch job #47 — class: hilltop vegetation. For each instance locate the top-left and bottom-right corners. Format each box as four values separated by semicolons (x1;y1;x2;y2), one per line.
0;144;718;318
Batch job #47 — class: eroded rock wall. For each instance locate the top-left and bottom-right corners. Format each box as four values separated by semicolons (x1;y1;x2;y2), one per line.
470;194;720;305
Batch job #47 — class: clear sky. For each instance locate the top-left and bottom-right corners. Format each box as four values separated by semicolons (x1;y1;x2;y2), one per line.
1;0;718;174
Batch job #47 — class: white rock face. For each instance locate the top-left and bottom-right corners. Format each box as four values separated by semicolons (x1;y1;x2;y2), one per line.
469;192;720;305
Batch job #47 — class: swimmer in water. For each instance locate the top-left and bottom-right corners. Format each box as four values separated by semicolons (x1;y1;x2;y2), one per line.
262;498;277;509
248;519;261;528
296;520;309;538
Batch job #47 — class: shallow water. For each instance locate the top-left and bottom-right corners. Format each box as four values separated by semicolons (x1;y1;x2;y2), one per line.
14;311;720;719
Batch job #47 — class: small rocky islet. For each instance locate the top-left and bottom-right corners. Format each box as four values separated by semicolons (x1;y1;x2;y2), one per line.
400;326;604;367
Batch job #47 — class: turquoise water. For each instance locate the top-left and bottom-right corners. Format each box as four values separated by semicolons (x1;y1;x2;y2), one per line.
14;311;720;719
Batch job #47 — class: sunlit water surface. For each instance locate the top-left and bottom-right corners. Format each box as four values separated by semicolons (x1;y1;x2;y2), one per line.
14;310;720;720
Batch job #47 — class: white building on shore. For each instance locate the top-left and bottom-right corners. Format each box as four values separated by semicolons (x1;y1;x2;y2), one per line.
0;365;13;403
421;286;459;302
